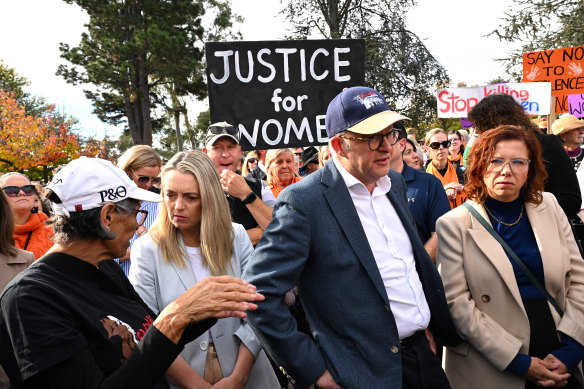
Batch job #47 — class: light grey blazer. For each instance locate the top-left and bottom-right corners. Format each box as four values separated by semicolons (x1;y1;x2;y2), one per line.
129;223;279;388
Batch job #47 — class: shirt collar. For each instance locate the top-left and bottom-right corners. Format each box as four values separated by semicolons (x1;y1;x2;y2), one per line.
332;157;391;193
401;161;415;182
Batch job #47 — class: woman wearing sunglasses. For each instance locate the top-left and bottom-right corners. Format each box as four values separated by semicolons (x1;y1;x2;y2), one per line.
241;151;259;177
425;128;467;209
436;126;584;389
116;145;162;275
130;151;279;388
0;173;53;260
447;130;465;168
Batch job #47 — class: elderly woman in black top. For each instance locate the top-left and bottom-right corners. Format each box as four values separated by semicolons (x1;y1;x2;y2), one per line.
0;157;262;389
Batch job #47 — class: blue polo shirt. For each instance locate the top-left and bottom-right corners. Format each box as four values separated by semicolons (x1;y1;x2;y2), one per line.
399;162;450;243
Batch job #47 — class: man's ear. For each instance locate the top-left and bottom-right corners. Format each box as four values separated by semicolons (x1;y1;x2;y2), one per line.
330;136;346;158
398;138;406;154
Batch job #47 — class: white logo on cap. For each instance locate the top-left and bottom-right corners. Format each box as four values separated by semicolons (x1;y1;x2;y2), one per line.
353;91;384;109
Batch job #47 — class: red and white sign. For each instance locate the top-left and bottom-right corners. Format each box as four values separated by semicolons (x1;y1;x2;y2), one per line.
436;82;551;118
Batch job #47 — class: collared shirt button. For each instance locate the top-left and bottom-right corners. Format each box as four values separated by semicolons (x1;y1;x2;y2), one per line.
391;345;399;353
481;295;490;303
199;341;208;351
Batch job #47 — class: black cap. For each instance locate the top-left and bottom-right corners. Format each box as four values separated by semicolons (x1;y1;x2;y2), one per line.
301;147;319;165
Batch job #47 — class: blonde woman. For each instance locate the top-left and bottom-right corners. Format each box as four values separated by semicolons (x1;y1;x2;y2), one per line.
241;151;259;177
265;148;302;198
129;151;279;388
116;145;162;275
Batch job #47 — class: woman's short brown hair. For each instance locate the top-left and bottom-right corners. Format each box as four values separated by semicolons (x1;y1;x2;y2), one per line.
465;125;547;205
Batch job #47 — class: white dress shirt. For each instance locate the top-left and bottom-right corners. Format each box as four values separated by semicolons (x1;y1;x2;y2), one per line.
333;158;431;338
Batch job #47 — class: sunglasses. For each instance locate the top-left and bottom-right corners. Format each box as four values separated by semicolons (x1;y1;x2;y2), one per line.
132;171;161;187
428;140;451;150
248;158;257;163
2;185;36;197
208;124;238;136
309;160;319;165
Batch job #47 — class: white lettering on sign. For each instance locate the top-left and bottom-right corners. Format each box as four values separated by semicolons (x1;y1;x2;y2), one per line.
239;115;330;147
208;47;352;84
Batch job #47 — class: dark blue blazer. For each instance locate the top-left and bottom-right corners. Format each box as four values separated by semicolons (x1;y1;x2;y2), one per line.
242;161;461;388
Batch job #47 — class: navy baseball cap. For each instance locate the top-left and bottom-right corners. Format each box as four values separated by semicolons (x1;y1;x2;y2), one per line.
325;86;410;138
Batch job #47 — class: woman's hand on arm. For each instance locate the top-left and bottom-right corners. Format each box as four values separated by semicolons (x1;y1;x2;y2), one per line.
210;343;255;389
154;276;264;344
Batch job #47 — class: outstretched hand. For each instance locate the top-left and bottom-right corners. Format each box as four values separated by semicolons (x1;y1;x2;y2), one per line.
155;276;264;343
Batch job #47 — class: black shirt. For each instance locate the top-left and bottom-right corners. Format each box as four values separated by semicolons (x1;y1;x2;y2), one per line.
0;253;213;388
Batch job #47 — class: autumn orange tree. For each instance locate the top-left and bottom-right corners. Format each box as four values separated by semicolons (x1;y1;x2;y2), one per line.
0;89;108;182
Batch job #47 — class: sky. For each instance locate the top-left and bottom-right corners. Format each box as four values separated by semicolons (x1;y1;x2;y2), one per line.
0;0;518;139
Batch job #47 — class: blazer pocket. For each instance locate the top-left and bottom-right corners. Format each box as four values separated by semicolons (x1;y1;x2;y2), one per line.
447;341;470;356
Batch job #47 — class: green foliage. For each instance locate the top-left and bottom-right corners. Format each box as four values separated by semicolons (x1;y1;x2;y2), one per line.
0;60;48;116
281;0;451;127
490;0;584;80
57;0;225;146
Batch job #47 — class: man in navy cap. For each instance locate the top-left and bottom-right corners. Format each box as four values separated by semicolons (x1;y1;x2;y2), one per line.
243;87;461;388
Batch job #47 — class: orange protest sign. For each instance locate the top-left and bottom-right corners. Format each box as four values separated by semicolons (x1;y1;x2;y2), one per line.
522;46;584;97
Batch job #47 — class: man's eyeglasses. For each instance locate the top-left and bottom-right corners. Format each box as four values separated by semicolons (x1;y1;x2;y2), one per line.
428;140;451;150
338;129;400;151
488;158;531;174
2;185;36;197
248;158;257;164
308;160;319;165
132;171;161;187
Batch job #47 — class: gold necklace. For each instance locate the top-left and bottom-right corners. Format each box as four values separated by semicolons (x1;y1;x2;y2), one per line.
484;203;524;227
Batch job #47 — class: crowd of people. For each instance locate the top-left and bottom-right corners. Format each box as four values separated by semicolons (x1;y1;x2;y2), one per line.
1;86;584;389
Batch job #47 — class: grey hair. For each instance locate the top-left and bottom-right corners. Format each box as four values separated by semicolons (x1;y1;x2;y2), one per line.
46;189;139;244
0;172;31;186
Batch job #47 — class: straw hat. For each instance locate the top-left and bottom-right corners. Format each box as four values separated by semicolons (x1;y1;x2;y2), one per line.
551;114;584;136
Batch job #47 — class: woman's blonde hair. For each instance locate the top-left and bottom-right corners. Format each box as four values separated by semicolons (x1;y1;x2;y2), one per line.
149;151;233;276
117;145;162;173
265;148;294;181
424;128;446;145
241;151;259;176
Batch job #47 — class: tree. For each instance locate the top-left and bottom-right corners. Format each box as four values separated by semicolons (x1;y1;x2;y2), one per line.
0;90;81;182
281;0;450;127
0;60;48;116
57;0;236;146
490;0;584;79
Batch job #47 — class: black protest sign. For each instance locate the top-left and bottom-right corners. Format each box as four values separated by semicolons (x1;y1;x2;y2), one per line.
206;39;365;150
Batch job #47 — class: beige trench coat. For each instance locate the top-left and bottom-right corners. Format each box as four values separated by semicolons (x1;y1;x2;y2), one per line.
436;193;584;389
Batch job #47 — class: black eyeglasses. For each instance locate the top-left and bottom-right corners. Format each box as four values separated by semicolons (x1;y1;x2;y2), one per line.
248;158;257;163
132;171;161;187
2;185;36;197
309;160;319;165
208;124;238;136
338;129;400;151
428;140;451;150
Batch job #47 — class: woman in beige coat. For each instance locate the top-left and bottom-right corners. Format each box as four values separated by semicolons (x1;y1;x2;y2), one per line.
437;125;584;389
0;190;34;388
